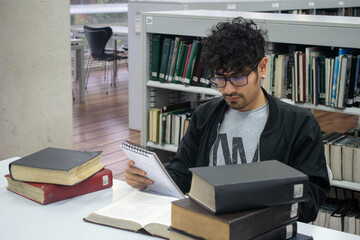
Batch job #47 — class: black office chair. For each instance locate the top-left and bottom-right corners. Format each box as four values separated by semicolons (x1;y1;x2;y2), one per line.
84;25;126;94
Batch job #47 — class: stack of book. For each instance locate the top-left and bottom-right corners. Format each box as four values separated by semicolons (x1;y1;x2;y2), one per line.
322;132;360;182
5;147;113;205
170;160;313;240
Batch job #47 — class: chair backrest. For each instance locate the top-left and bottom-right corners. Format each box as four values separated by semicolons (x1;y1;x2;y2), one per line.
84;25;113;59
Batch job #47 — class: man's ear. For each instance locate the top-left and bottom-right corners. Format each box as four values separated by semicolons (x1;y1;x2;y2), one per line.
258;57;268;76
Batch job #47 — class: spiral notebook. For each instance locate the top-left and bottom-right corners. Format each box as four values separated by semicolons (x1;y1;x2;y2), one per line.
121;140;185;199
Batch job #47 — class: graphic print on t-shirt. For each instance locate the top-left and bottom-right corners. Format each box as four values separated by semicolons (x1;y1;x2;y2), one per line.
211;134;258;165
209;103;269;166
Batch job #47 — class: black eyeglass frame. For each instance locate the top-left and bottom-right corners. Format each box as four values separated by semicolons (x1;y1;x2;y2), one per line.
210;60;261;88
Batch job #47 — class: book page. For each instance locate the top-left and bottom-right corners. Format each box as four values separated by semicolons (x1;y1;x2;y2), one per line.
121;143;185;199
91;190;176;227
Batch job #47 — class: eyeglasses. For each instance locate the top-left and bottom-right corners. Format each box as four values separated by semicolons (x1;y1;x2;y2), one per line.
210;61;260;88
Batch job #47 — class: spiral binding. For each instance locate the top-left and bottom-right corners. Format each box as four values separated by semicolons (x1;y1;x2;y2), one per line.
121;140;150;157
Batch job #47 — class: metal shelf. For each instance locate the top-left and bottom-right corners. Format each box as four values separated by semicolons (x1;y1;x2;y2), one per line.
281;99;360;116
331;180;360;192
146;141;178;153
147;80;222;96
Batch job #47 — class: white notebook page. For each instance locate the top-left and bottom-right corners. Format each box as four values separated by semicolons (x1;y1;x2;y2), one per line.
121;141;185;199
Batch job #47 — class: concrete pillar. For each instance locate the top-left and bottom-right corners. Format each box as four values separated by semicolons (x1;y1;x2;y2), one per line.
0;1;73;159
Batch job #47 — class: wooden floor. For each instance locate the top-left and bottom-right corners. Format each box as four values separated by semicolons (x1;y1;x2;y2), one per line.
72;66;139;180
72;65;359;180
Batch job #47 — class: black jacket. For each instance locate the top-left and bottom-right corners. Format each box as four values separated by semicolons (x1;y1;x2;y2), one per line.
165;89;330;223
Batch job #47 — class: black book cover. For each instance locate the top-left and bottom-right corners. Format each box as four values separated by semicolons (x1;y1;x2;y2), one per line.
189;160;309;214
9;147;102;171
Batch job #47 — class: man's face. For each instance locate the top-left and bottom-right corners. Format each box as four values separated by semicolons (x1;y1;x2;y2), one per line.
216;63;263;111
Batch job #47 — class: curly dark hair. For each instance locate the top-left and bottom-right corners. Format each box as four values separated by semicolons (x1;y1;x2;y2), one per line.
201;17;267;75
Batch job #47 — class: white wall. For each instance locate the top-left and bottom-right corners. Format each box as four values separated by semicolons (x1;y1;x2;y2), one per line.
0;1;73;160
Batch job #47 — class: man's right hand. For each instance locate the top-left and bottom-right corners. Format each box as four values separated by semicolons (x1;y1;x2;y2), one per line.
125;160;154;190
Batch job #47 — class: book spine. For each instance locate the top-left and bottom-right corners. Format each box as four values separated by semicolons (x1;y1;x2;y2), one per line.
150;34;162;81
42;168;113;204
184;40;201;86
252;221;297;240
158;38;172;83
214;178;307;214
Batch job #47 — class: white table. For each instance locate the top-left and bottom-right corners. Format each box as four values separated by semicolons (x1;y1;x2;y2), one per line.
1;157;359;240
71;38;85;103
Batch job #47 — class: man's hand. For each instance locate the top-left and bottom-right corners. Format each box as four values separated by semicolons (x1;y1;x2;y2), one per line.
125;160;154;190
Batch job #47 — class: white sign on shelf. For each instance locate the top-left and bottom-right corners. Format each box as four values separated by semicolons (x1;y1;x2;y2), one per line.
146;16;153;25
135;12;141;33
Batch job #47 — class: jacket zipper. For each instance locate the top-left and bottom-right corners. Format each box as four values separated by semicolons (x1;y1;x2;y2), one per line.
257;133;261;162
209;122;221;166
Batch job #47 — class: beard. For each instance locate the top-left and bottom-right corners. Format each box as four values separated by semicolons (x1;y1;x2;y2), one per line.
223;93;248;110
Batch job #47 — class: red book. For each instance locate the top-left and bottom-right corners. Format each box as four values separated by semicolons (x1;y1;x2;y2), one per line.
182;43;192;81
5;168;113;205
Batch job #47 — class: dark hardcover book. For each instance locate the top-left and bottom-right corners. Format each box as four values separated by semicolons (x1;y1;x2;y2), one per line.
5;168;112;204
340;55;353;108
319;56;326;105
346;55;357;107
150;34;163;81
171;198;299;240
188;160;309;214
158;37;172;83
180;44;191;83
168;37;181;83
174;42;188;84
184;39;201;86
286;54;294;99
252;221;297;240
191;40;204;87
354;55;360;107
9;147;104;185
165;39;175;82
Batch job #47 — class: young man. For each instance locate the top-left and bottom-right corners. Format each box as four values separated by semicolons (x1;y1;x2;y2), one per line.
125;17;330;223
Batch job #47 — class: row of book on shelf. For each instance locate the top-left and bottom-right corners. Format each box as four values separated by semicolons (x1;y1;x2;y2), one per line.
265;47;360;109
150;33;360;110
285;7;360;16
312;186;360;235
149;101;193;146
4;147;112;205
323;131;360;183
150;34;211;88
84;158;313;239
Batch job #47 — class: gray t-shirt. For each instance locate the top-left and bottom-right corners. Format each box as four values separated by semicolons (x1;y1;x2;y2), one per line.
209;102;269;166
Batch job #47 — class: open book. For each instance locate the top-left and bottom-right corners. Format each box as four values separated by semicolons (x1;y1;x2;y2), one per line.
84;189;178;239
121;140;185;199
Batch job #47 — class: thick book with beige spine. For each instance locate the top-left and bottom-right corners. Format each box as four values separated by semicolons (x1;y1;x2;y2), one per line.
9;147;104;185
188;160;308;214
171;198;299;240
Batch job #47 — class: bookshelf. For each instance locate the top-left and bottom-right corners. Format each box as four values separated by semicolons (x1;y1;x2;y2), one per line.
128;0;360;131
140;10;360;192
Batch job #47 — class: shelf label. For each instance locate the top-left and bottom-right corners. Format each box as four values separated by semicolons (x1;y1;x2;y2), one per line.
135;12;141;33
338;1;344;6
272;2;280;8
308;2;315;7
146;16;153;25
227;4;236;10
